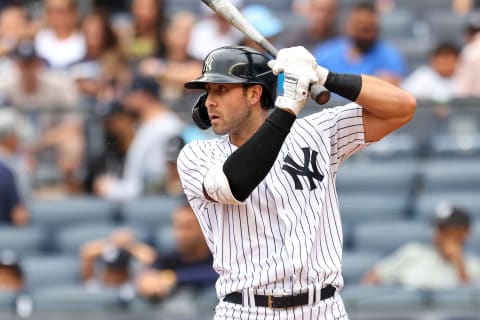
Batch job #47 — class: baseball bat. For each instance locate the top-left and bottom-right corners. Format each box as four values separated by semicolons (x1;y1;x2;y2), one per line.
200;0;331;105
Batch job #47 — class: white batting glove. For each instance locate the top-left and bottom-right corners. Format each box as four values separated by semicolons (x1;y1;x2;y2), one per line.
274;63;319;116
268;46;329;86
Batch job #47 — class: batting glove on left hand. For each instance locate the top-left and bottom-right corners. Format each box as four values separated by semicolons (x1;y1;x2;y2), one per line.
274;63;319;116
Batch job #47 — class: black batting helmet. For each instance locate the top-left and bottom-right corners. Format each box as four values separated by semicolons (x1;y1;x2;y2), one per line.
184;46;277;129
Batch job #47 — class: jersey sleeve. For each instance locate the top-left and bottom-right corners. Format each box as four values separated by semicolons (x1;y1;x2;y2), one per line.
325;103;368;174
177;140;225;207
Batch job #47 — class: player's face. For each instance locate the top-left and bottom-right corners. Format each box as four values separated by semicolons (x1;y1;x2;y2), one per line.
204;83;252;135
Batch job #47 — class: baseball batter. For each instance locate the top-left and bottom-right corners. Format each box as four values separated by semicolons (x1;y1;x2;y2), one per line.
177;46;415;319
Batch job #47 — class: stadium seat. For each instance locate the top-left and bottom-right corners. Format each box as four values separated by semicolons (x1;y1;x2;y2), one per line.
380;9;418;39
0;226;46;254
361;133;418;160
428;133;480;159
30;285;122;311
22;255;80;289
424;10;467;44
0;291;16;312
352;221;431;254
467;219;480;257
342;251;383;285
30;197;116;230
428;288;479;309
336;159;418;194
419;159;480;193
341;285;424;311
414;191;480;221
243;0;291;12
55;223;148;253
153;226;175;255
338;192;410;226
122;196;181;230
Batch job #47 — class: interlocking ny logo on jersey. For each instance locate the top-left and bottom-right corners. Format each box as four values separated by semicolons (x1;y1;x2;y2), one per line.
282;148;324;190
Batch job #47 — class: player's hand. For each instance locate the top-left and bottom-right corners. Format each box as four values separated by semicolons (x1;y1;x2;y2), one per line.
268;46;329;86
273;63;319;115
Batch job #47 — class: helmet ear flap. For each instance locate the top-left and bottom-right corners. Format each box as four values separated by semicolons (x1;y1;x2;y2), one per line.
192;93;211;130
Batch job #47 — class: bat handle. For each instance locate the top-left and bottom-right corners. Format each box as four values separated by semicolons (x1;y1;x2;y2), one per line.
310;83;331;105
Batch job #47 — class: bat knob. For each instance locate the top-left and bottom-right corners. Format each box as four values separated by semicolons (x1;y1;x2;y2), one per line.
310;84;330;105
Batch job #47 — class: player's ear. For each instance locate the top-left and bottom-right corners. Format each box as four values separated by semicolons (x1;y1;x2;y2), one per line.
247;84;263;105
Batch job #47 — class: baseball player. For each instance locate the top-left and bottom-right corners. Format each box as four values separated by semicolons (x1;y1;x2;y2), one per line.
177;46;415;319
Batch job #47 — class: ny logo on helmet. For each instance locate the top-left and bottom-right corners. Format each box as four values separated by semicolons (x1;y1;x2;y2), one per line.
282;148;324;190
204;54;214;72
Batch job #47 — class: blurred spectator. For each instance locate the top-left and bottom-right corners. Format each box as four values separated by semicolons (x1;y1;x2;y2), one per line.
136;201;216;300
313;1;407;85
284;0;338;50
116;0;165;62
0;250;24;293
138;11;202;104
362;204;480;290
34;0;85;69
0;5;31;59
94;77;184;200
163;135;185;197
454;13;480;97
71;10;131;109
0;109;29;226
80;228;156;289
83;102;135;193
187;0;243;60
452;0;480;15
401;41;460;102
240;4;284;52
0;39;84;194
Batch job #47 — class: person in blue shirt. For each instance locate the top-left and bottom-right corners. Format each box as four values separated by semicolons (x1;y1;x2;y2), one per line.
313;1;407;86
136;200;217;300
0;109;29;226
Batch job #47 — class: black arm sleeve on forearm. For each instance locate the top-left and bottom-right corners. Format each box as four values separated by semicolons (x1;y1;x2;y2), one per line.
324;72;363;102
222;108;296;202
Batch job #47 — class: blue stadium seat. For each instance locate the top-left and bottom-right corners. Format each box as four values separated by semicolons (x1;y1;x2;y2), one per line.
30;285;122;311
466;221;480;253
429;134;480;159
361;133;419;160
342;251;383;285
0;226;46;254
243;0;291;12
55;223;147;253
22;255;80;289
341;285;424;311
414;191;480;221
338;192;410;226
428;288;479;309
153;225;175;255
336;159;418;194
0;291;16;312
419;159;480;193
122;196;181;230
352;221;431;254
30;197;115;230
424;9;467;44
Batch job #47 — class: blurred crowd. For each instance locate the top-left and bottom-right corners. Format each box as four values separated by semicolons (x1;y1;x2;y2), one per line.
0;0;480;315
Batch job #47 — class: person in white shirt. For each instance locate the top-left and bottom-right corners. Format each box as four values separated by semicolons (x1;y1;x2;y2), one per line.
94;76;184;201
34;0;85;69
362;204;480;290
401;41;460;102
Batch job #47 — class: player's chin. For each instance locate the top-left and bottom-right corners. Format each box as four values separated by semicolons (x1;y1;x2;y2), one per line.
211;122;228;135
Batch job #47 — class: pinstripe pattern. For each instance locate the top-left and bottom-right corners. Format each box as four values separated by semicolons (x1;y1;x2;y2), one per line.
177;103;366;319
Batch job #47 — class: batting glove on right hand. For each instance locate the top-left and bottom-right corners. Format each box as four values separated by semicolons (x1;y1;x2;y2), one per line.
274;63;319;116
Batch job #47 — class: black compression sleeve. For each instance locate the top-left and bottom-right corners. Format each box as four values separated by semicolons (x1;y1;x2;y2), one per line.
324;72;362;102
223;108;296;201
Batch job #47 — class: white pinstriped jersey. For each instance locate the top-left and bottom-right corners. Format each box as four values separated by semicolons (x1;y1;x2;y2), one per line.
177;103;368;300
